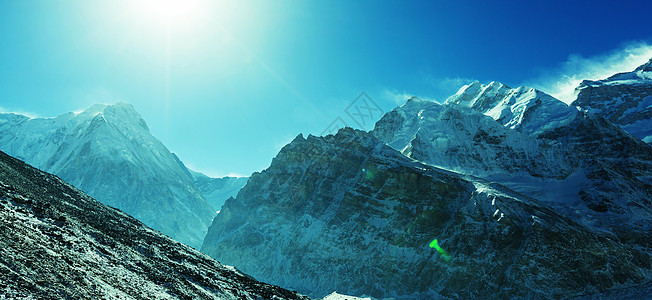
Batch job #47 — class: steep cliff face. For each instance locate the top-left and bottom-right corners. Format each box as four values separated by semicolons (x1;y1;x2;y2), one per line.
0;103;214;249
373;93;652;245
445;81;578;135
372;97;577;179
572;58;652;143
202;128;650;299
0;150;308;299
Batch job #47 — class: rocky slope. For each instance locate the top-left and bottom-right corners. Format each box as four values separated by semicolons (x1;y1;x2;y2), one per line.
445;81;578;136
202;128;650;299
373;88;651;246
0;150;307;299
0;103;214;249
190;170;249;212
572;58;652;143
371;97;577;180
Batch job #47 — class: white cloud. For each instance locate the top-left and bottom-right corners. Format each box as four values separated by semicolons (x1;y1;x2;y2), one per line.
74;87;126;107
381;88;439;105
526;42;652;104
381;75;476;107
0;106;41;118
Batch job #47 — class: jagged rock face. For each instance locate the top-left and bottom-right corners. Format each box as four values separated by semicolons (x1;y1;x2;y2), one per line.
373;94;652;244
190;170;249;212
0;150;307;299
537;110;652;179
445;81;578;135
0;103;214;249
372;98;577;179
571;58;652;144
391;82;651;242
535;111;652;243
202;128;650;299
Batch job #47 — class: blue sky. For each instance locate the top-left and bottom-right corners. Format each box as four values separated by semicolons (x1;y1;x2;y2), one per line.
1;0;651;177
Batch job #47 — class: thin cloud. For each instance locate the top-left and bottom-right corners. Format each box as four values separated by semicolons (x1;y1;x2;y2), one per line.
423;75;477;100
425;75;477;94
527;42;652;104
0;106;41;118
382;88;439;106
381;75;475;107
74;87;126;108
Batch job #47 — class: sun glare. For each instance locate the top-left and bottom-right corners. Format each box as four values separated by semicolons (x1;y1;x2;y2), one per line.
135;0;200;25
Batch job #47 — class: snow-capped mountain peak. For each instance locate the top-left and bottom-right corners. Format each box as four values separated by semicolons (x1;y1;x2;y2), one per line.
73;102;149;132
577;58;652;86
634;57;652;73
202;127;650;299
374;77;651;245
0;102;215;249
571;57;652;143
445;81;577;135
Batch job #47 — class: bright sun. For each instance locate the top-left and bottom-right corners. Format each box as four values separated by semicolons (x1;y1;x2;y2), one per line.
135;0;201;25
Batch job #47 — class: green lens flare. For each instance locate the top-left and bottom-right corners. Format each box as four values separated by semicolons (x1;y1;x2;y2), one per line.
429;239;451;261
362;168;374;180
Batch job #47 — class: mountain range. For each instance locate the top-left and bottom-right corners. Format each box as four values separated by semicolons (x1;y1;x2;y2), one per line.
0;103;247;249
1;59;650;298
0;149;306;299
372;78;651;242
201;127;650;298
202;59;652;298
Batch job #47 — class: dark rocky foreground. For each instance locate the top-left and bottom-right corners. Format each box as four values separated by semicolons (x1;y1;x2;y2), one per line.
0;150;307;299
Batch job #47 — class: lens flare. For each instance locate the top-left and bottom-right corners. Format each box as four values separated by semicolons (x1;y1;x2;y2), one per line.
429;239;451;261
362;167;375;180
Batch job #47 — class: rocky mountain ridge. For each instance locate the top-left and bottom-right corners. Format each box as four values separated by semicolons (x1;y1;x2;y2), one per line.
203;60;652;298
202;128;651;299
571;58;652;143
0;102;215;249
0;149;308;299
373;88;651;245
445;81;578;136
